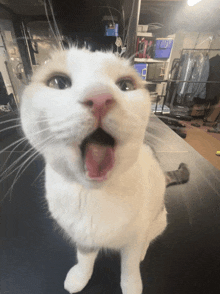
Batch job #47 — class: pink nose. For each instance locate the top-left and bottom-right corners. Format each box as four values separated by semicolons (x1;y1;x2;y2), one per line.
83;93;114;119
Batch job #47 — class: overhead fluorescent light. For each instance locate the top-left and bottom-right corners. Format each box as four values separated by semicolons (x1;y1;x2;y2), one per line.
187;0;202;6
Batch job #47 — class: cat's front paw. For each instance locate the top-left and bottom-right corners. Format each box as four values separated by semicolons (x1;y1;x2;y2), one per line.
64;265;92;293
121;276;143;294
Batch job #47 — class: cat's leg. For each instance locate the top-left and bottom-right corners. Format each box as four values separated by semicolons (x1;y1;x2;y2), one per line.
141;209;167;262
64;247;98;293
120;243;143;294
120;210;167;294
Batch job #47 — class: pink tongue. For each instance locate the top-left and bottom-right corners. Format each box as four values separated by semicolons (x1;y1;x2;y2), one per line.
85;143;115;181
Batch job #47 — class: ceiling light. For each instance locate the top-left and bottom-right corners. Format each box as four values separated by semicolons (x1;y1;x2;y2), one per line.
187;0;202;6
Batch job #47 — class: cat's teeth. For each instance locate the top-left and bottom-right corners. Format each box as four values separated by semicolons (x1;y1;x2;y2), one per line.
84;164;93;180
85;171;93;181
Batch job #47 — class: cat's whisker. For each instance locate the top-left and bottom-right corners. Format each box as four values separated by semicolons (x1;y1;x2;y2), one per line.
0;137;29;172
1;140;32;174
0;124;22;134
31;167;46;187
2;150;44;202
0;145;36;181
20;141;32;152
0;137;28;155
29;125;53;136
1;141;42;180
0;116;54;127
0;125;52;157
0;133;53;181
0;136;53;182
0;118;20;125
7;138;54;199
0;118;50;136
33;116;77;128
35;117;56;123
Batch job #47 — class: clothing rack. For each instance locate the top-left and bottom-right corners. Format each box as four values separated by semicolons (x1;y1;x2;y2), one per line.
151;79;220;115
151;80;220;84
158;49;220;116
181;48;220;52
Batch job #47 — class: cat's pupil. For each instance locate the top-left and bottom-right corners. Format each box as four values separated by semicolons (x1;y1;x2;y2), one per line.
117;79;135;91
57;77;67;89
48;75;71;89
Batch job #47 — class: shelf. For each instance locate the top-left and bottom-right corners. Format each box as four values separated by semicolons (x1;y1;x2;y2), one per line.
151;104;170;114
134;58;169;63
137;32;153;37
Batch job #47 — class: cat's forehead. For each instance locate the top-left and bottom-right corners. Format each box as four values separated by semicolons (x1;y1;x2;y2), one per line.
32;48;137;83
67;48;128;69
67;48;134;79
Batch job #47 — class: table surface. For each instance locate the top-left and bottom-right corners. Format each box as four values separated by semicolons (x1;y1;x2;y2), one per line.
1;113;220;294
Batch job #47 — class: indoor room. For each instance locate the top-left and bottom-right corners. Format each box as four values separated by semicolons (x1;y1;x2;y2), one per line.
0;1;220;294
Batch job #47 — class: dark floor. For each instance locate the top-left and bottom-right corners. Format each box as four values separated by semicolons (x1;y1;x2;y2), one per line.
1;112;220;294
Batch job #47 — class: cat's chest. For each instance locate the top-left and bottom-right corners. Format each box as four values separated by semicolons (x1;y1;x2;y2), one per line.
45;178;142;248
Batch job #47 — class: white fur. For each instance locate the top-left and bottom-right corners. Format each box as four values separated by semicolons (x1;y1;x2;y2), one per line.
20;47;167;294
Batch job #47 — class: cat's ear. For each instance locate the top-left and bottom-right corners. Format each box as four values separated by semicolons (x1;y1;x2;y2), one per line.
143;81;158;102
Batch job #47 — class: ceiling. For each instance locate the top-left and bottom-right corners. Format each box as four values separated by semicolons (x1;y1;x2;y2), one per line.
0;0;45;16
140;0;220;34
0;0;125;33
0;0;220;35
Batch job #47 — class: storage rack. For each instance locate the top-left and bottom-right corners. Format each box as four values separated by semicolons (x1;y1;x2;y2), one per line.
152;48;220;116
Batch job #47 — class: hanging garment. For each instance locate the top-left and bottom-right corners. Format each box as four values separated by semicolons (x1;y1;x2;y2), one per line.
177;52;210;101
187;53;210;100
206;54;220;102
177;52;195;97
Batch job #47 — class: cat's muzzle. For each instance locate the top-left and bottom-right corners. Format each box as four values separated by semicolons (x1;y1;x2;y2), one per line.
80;128;116;182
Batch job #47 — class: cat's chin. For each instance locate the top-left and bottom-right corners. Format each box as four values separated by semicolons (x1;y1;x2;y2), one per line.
80;128;116;183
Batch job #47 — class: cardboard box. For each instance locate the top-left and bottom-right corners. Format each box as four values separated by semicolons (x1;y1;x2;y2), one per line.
206;101;220;122
191;104;206;117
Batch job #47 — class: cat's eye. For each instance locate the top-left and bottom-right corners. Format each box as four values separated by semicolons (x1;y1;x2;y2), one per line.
116;79;135;91
47;75;71;89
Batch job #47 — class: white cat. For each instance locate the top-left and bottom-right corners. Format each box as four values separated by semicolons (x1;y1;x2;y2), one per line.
20;47;167;294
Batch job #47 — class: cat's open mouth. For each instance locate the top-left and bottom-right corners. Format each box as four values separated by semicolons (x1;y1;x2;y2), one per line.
80;128;116;182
